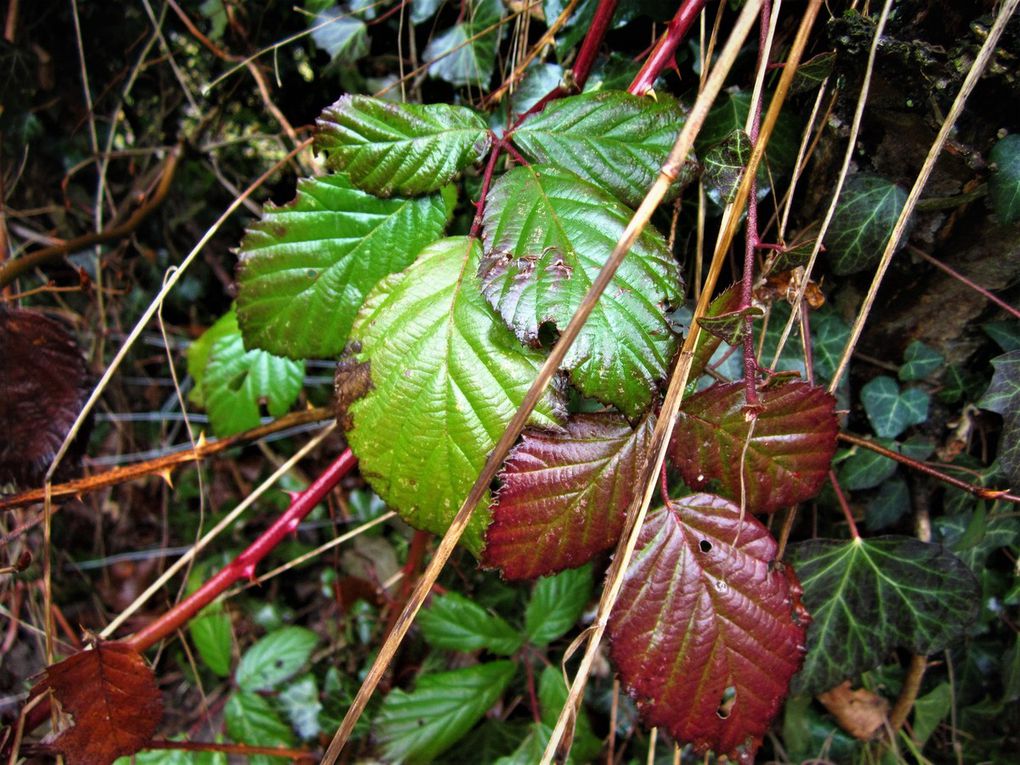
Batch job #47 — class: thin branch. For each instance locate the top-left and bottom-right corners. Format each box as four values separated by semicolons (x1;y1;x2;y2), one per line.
909;244;1020;320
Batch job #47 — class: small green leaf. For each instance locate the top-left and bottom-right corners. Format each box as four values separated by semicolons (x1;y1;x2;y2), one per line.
236;174;448;359
792;51;835;93
826;174;908;275
310;6;369;65
988;133;1020;224
696;89;800;176
235;626;318;692
696;304;764;346
511;90;691;207
224;691;295;765
188;604;233;677
493;723;558;765
912;682;952;747
480;165;682;417
186;310;236;408
838;440;898;490
115;739;226;765
538;666;602;762
418;592;523;655
701;128;753;204
316;96;491;196
787;536;980;695
860;376;929;439
899;340;944;381
278;674;322;741
194;310;305;437
424;0;503;88
376;661;516;763
983;319;1020;353
933;510;1020;573
865;476;909;531
525;563;593;647
344;237;564;555
410;0;441;24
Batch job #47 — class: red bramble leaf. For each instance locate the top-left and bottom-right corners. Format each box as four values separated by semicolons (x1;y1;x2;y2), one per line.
669;380;838;513
30;642;163;765
483;413;654;580
608;494;809;762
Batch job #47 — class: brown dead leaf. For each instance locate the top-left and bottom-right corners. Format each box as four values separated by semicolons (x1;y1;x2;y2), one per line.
817;681;889;740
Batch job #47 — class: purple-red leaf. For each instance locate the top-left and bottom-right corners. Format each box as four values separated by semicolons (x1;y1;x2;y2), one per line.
483;413;654;580
0;307;89;487
608;495;809;762
31;642;163;765
669;380;838;513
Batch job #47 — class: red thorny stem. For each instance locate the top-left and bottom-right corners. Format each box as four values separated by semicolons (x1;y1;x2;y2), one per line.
628;0;707;96
15;448;358;745
829;469;862;539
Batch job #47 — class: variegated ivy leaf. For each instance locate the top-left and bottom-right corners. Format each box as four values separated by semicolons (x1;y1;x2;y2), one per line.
989;133;1020;224
826;174;908;275
609;495;808;761
701;128;752;204
511;90;691;208
342;237;565;555
480;165;682;418
316;96;491;196
236;174;449;359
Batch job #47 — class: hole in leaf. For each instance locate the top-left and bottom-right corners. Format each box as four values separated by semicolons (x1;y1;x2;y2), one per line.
537;321;560;348
699;539;713;553
717;685;737;719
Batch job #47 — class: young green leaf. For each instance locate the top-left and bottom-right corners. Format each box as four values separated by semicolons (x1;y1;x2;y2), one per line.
423;0;503;88
988;133;1020;224
826;174;908;275
865;476;910;531
669;381;839;513
511;90;691;208
344;237;564;555
113;740;226;765
236;174;448;358
899;340;944;381
837;441;898;490
787;536;979;695
224;691;295;765
483;413;654;580
309;6;369;65
860;375;929;439
188;604;233;678
418;592;522;655
791;51;835;93
912;683;952;747
194;310;304;437
186;310;235;409
376;661;516;763
701;128;752;204
696;304;764;346
235;626;318;692
538;666;603;762
687;283;742;380
316;96;491;196
696;89;800;175
524;563;593;647
608;496;808;762
278;674;322;741
480;165;682;417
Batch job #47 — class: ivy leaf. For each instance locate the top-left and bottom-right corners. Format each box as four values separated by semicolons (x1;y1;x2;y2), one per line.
191;310;304;437
376;661;516;763
511;90;691;208
787;536;979;695
0;307;89;487
696;304;764;346
608;496;808;761
899;340;944;382
860;375;929;439
826;174;908;275
792;51;835;93
31;642;163;765
424;0;503;88
696;89;800;176
310;6;369;65
838;436;933;491
316;96;491;197
480;165;682;417
524;563;593;646
418;592;523;655
224;691;295;765
701;128;752;204
344;237;564;555
235;626;318;692
978;350;1020;417
988;133;1020;224
669;380;839;513
483;413;654;580
236;174;448;359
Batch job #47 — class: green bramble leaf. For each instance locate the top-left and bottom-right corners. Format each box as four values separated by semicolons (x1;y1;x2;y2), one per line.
189;309;304;437
236;174;448;359
480;165;682;417
418;592;522;655
235;627;318;692
377;661;516;763
524;563;593;647
511;90;692;208
342;237;564;555
188;604;233;678
224;691;295;765
988;133;1020;224
424;0;503;88
826;174;908;275
860;375;929;439
787;536;980;695
278;674;322;741
316;96;491;196
538;666;602;762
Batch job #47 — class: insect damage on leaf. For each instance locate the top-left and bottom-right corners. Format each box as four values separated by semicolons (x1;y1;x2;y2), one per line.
334;344;372;432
